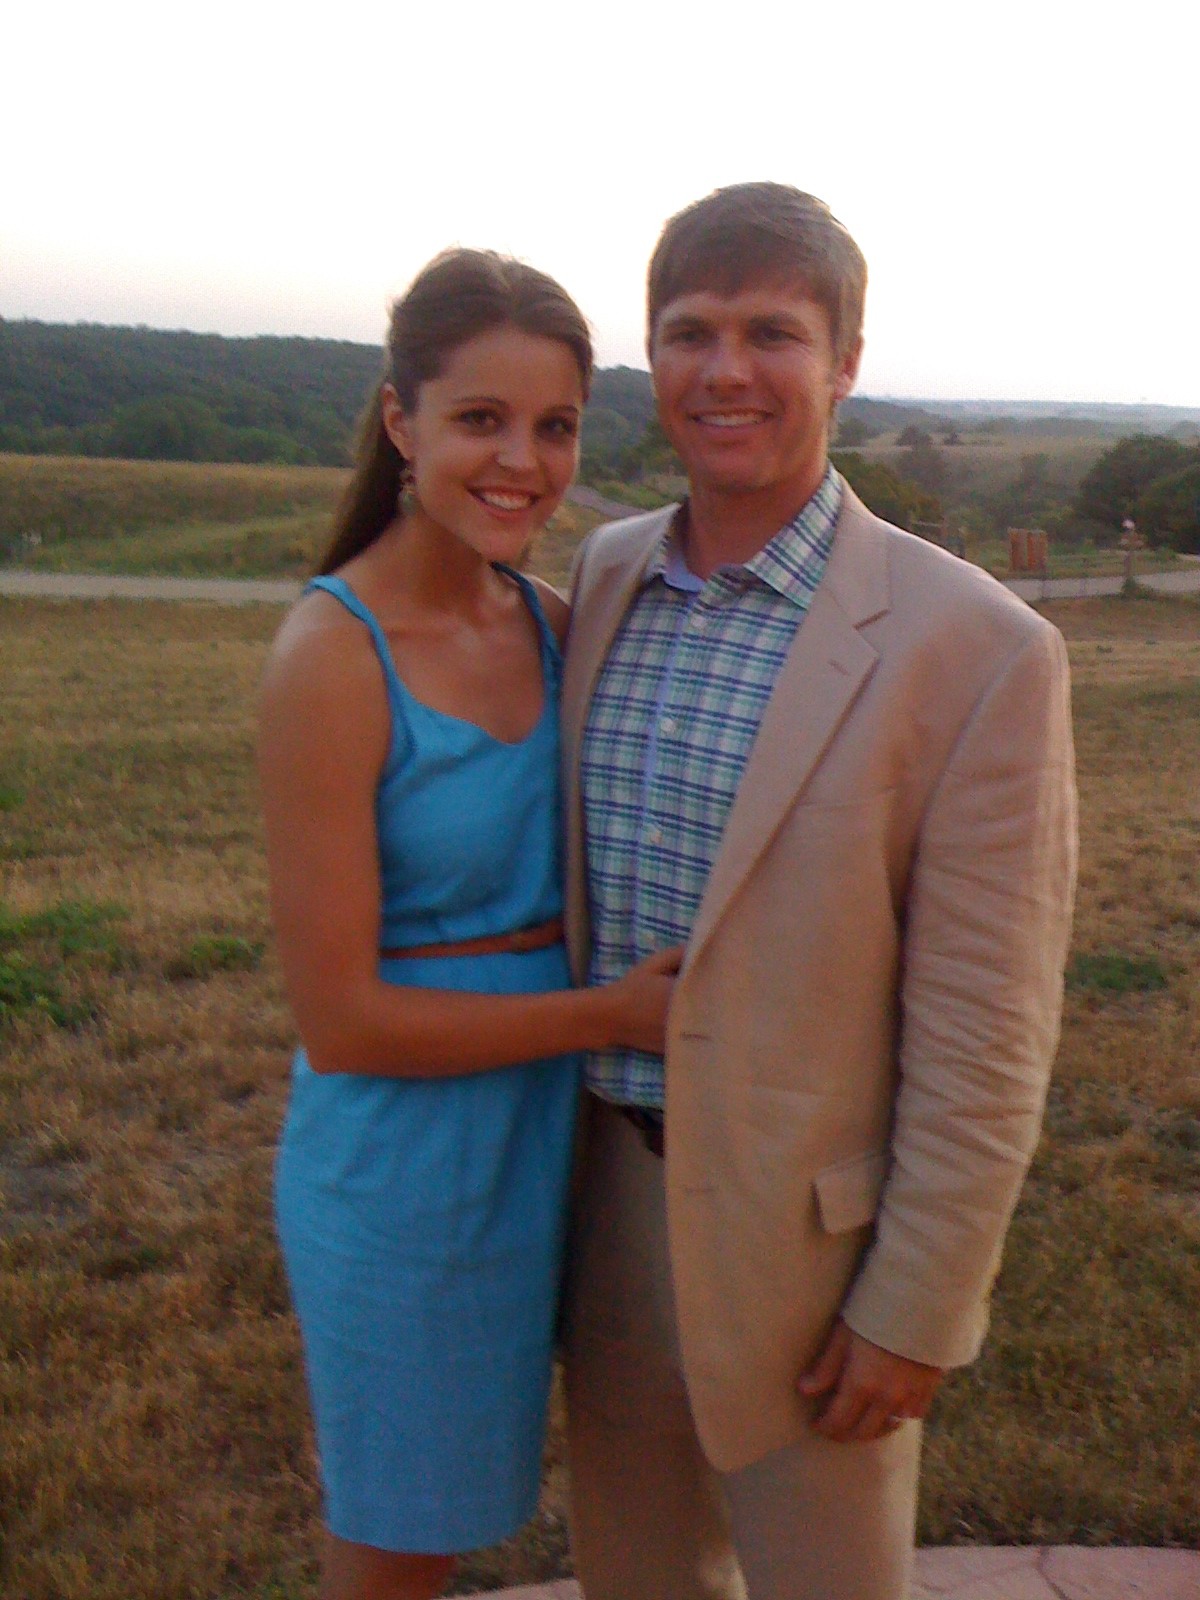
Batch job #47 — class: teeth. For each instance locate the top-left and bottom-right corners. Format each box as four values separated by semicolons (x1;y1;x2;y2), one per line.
476;490;535;510
696;412;765;428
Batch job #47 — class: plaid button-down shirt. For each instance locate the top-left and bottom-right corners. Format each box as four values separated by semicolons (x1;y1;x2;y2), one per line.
581;466;843;1108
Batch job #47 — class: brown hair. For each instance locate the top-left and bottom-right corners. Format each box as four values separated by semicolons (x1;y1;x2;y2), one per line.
318;249;593;574
647;183;867;361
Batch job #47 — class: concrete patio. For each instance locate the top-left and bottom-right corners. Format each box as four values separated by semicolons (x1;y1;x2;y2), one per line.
481;1545;1200;1598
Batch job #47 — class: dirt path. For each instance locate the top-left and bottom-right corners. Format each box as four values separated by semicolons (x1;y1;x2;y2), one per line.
3;564;1199;607
1006;568;1200;600
0;569;300;604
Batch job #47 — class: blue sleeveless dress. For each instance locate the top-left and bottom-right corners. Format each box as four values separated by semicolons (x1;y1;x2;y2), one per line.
274;570;580;1554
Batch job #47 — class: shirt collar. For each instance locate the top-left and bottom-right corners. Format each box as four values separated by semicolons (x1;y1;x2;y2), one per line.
645;465;843;607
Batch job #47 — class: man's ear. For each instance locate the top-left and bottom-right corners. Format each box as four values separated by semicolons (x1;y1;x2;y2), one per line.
380;384;415;459
834;336;864;403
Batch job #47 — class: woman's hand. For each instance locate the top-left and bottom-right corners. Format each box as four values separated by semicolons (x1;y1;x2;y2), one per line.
602;946;685;1055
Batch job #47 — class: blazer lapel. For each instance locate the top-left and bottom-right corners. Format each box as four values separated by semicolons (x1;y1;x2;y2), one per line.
686;493;891;966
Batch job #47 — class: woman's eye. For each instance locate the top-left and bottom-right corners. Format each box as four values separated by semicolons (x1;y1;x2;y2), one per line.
541;415;579;441
457;409;500;430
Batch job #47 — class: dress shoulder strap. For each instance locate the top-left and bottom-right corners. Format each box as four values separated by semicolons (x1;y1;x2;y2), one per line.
495;565;563;667
304;575;407;715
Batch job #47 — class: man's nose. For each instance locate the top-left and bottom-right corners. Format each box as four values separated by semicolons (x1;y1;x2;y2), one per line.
702;334;752;390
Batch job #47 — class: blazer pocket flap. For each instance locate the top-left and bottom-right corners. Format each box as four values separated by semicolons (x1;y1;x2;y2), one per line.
813;1149;888;1234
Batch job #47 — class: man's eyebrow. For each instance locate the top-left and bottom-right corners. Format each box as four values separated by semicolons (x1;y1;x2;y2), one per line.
747;310;807;328
658;309;710;328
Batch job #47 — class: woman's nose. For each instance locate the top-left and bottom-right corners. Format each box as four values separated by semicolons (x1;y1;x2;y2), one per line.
495;428;538;471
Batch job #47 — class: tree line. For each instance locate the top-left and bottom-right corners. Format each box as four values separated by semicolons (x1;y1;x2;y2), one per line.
1073;434;1200;552
0;320;382;465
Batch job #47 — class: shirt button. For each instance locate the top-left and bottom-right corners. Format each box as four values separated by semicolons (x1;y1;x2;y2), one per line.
647;826;663;845
692;614;706;630
660;715;676;735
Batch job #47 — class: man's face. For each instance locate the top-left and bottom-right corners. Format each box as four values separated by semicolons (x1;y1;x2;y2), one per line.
649;281;861;504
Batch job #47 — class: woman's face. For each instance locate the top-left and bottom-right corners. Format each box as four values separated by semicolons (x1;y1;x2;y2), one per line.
383;324;584;564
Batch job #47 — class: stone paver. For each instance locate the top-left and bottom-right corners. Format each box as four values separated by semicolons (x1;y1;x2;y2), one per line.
1042;1547;1200;1598
481;1548;1200;1599
484;1585;580;1600
914;1546;1046;1595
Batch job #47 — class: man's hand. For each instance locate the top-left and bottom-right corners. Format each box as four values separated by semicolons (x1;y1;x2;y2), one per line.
797;1318;945;1443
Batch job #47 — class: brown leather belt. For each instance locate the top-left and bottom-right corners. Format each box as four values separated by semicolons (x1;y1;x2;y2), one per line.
618;1103;665;1159
380;916;564;962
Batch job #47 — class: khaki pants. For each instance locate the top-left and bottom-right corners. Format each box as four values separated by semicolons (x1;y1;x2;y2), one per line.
562;1098;920;1600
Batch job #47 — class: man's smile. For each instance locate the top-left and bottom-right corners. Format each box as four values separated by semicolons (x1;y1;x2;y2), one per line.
689;409;772;429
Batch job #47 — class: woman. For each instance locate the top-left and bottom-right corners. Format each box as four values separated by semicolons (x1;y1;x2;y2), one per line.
260;250;678;1600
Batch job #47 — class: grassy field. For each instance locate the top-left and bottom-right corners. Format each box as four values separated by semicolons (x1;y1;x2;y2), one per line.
1;575;1198;1597
857;428;1104;503
0;455;345;576
0;454;601;583
4;449;1193;585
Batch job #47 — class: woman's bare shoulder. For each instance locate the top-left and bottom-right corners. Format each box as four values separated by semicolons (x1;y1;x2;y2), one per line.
260;588;382;724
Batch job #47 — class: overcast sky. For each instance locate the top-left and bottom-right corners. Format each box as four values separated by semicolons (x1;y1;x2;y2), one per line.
4;0;1196;405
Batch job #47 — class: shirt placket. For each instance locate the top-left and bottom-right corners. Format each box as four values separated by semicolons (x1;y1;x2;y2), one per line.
631;582;725;952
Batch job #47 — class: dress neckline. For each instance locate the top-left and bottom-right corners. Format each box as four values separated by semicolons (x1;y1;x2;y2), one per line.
307;566;555;751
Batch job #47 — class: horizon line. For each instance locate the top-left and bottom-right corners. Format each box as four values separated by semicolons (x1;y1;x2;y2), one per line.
2;314;1198;416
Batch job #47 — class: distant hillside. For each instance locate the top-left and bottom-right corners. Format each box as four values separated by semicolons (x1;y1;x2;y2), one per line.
933;398;1200;434
0;319;383;465
4;318;1196;472
0;323;660;470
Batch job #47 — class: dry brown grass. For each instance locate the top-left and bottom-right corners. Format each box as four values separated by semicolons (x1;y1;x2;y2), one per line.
1;586;1198;1598
918;591;1200;1546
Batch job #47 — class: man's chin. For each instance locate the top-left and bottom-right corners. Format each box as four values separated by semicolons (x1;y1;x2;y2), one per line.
688;465;774;497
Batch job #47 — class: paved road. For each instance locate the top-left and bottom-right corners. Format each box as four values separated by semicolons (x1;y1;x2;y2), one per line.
1007;567;1200;601
0;569;300;604
3;563;1199;608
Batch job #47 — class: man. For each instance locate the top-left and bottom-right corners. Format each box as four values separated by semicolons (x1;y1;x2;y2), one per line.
559;183;1077;1600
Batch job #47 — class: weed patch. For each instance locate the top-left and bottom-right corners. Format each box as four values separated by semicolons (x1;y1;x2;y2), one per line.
0;899;128;1029
1067;950;1169;995
166;934;265;980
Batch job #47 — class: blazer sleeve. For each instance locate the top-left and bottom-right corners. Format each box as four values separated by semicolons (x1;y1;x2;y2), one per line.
841;620;1078;1368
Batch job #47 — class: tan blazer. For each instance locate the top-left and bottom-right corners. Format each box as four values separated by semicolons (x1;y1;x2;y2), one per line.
561;487;1077;1474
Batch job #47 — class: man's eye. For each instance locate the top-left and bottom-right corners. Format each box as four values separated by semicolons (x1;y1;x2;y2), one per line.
754;325;794;344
